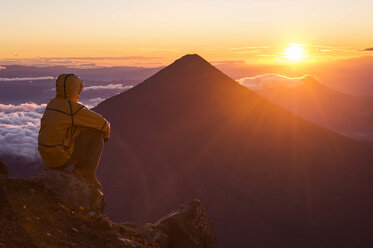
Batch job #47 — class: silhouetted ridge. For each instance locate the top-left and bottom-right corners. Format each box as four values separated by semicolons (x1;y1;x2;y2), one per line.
95;53;247;110
94;54;373;248
142;53;235;88
168;54;216;72
253;74;373;141
173;54;206;64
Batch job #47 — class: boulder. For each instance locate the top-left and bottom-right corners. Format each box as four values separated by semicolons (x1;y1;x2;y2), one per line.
0;161;8;176
153;199;217;248
142;223;169;248
32;169;104;213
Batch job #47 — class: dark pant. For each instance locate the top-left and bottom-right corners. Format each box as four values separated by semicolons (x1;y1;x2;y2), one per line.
60;128;104;173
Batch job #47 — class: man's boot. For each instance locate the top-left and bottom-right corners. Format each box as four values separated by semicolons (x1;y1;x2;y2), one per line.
72;168;102;188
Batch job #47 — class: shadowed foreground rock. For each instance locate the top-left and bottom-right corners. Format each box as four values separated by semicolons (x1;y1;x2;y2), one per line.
0;162;217;248
32;169;105;213
0;161;8;176
152;200;217;248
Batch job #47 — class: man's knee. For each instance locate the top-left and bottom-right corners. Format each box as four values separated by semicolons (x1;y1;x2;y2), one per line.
74;129;104;152
79;128;104;141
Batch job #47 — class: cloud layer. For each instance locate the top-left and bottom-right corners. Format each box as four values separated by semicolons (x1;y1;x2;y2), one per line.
84;84;133;91
0;103;46;160
237;74;315;90
0;97;111;161
0;76;54;82
0;56;165;67
82;97;107;109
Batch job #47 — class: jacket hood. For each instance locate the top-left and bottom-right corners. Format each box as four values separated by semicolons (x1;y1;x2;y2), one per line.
56;74;84;99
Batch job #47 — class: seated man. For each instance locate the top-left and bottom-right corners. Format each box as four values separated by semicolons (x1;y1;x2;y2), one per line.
38;73;110;188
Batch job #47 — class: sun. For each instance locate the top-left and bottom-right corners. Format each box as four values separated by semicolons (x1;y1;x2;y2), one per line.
283;44;308;63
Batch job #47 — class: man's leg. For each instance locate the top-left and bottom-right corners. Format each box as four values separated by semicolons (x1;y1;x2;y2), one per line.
74;129;104;173
65;128;104;187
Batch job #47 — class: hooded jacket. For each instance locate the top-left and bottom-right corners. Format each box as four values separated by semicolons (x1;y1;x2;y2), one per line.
38;74;110;168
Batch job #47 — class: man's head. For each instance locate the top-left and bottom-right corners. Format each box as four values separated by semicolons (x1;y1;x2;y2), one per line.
56;74;84;102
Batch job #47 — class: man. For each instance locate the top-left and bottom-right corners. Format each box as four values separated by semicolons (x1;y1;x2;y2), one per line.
38;73;110;188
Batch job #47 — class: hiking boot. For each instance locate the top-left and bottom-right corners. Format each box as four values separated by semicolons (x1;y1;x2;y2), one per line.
72;169;102;188
87;174;102;189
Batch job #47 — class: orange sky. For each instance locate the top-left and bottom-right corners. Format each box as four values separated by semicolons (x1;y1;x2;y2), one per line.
1;0;372;66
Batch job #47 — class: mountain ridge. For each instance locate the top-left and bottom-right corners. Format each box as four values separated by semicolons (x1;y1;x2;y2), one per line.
243;74;373;140
93;54;373;247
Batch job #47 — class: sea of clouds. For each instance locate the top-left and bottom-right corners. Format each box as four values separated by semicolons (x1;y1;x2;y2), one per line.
0;103;45;160
0;76;55;82
0;99;111;162
84;84;132;91
0;80;133;162
0;73;318;163
49;83;132;92
237;74;316;91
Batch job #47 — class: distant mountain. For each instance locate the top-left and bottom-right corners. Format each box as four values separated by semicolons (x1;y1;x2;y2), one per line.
94;54;373;247
216;56;373;96
241;75;373;141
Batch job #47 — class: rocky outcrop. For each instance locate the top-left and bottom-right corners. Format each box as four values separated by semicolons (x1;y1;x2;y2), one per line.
142;223;169;248
32;169;105;213
0;167;217;248
151;200;217;248
0;161;8;176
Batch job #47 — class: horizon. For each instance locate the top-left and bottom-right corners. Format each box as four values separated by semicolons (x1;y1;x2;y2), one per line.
1;0;373;67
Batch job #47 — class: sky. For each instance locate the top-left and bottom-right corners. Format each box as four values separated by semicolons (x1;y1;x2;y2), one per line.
1;0;373;65
1;0;373;168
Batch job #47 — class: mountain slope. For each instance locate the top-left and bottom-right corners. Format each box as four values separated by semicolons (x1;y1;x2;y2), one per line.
94;54;373;247
246;75;373;140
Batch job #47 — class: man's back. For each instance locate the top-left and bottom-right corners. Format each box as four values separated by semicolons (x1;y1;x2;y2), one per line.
38;73;110;187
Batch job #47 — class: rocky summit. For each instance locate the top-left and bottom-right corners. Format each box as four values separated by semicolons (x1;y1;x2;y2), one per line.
0;162;217;248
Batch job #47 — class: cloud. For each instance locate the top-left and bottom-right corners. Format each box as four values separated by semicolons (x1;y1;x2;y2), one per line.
211;60;247;65
81;97;107;109
83;84;133;91
0;103;46;160
0;97;113;162
228;46;276;56
0;56;165;68
44;56;163;60
0;66;6;70
237;74;317;90
0;76;54;82
0;103;45;114
362;48;373;51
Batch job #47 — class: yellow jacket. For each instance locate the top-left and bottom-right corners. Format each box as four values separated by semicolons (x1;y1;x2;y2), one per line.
38;74;110;168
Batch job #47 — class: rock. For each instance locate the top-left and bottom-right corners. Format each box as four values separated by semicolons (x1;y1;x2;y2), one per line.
154;199;217;248
94;216;117;231
118;222;142;235
142;224;169;248
117;237;142;248
112;222;145;246
0;161;8;176
32;169;105;213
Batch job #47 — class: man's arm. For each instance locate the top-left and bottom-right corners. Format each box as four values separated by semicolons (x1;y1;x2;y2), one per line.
74;107;111;141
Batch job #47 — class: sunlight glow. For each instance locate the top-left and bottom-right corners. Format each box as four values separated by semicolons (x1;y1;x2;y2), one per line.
284;44;308;63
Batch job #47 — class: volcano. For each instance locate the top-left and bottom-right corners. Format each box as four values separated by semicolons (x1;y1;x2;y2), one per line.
94;54;373;247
